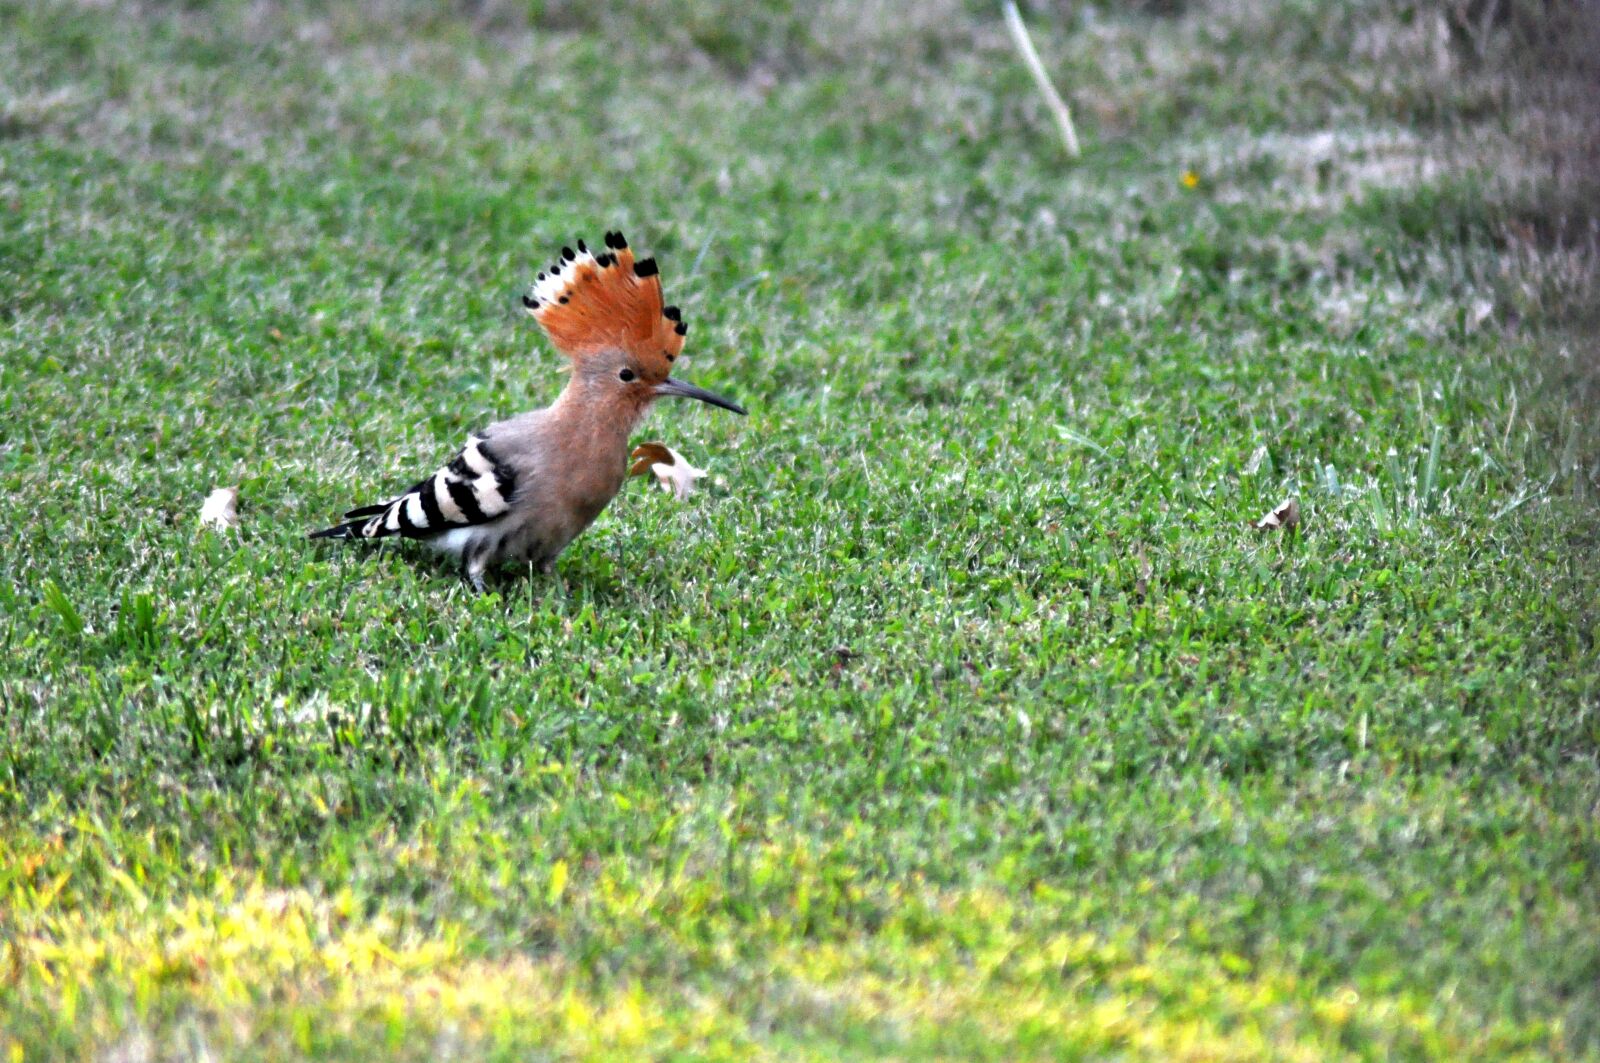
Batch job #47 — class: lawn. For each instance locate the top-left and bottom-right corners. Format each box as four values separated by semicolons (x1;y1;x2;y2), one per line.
2;0;1598;1058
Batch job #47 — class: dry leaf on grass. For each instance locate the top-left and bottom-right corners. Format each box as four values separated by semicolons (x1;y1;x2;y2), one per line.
628;443;674;477
1254;497;1301;531
629;443;707;502
199;486;240;531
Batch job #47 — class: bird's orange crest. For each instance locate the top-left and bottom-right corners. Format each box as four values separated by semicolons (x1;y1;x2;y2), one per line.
522;231;687;377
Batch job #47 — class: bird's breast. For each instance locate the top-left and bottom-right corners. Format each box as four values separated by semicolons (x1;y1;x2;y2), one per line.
536;438;626;531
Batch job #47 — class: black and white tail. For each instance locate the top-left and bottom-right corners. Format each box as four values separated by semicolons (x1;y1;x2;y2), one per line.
308;433;517;543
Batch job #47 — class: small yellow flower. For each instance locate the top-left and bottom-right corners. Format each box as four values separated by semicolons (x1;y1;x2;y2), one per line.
1180;170;1200;189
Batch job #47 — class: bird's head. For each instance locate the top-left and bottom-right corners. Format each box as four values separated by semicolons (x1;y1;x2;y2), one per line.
524;231;746;419
576;348;746;418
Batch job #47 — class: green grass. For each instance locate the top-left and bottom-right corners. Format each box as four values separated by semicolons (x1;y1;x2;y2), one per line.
3;0;1599;1058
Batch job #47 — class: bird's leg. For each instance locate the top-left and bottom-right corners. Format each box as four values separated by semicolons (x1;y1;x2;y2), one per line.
536;558;568;597
463;546;491;595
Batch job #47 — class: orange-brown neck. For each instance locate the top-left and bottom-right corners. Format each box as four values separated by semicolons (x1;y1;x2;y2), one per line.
549;372;654;445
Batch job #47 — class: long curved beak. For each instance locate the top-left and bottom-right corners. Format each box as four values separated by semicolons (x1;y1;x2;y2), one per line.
654;376;747;416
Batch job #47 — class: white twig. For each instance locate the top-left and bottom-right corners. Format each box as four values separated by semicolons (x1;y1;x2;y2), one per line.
1002;0;1081;158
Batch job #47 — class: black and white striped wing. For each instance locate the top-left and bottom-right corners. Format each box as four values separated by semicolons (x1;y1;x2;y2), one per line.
310;433;516;542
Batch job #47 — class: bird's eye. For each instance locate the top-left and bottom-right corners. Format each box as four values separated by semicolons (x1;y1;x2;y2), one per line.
619;368;636;383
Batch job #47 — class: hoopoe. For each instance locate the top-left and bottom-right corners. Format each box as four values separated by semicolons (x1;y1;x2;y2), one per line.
309;230;746;592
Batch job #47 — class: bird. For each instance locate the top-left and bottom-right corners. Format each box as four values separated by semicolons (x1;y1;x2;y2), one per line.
309;230;746;593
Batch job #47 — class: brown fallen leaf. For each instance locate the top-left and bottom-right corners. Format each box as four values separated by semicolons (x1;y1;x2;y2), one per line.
629;442;675;478
199;486;241;531
629;442;707;502
1254;497;1300;532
